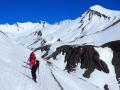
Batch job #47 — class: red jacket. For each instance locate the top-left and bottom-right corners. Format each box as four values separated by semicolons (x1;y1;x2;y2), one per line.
29;59;37;66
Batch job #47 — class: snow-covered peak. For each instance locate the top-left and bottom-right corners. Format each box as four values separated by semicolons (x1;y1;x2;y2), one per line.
90;5;120;17
56;19;72;25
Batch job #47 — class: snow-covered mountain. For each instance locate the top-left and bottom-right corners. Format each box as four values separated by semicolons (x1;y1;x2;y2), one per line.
0;5;120;49
0;5;120;90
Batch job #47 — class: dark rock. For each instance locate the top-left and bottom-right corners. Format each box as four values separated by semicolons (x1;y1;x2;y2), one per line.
80;45;109;78
34;45;50;58
47;45;109;78
104;84;109;90
102;40;120;82
102;40;120;52
57;38;61;41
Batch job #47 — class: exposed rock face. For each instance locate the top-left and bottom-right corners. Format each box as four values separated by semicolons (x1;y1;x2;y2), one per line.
46;45;74;60
88;9;110;20
80;45;109;78
104;84;109;90
34;45;50;58
34;30;42;36
102;40;120;82
64;46;82;73
46;45;109;78
34;45;50;52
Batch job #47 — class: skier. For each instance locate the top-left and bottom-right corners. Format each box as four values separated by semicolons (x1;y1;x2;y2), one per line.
28;52;39;82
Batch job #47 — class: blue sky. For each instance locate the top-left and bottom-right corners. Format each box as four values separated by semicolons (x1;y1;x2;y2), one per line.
0;0;120;24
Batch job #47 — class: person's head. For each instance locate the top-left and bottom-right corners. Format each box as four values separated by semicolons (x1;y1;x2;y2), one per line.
31;52;35;56
30;56;36;60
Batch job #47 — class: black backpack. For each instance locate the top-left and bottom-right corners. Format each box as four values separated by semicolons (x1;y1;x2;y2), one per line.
36;60;39;68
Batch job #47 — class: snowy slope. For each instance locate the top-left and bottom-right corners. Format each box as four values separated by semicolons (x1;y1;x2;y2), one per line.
0;31;101;90
0;5;120;90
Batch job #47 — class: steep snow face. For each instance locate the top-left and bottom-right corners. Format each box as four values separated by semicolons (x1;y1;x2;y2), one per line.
72;20;120;46
0;31;101;90
90;5;120;17
64;5;120;45
0;32;31;90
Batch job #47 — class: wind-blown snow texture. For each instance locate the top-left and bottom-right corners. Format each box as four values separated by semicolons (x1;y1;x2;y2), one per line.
0;5;120;90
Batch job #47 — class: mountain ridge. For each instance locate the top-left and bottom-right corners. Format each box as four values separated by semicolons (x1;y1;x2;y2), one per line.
90;5;120;17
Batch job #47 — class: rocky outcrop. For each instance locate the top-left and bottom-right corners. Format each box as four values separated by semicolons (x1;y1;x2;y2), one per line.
102;40;120;83
80;45;109;78
46;45;74;60
46;45;109;78
104;84;109;90
34;45;50;58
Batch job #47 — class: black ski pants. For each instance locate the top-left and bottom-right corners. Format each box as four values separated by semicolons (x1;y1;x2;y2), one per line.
31;65;37;78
